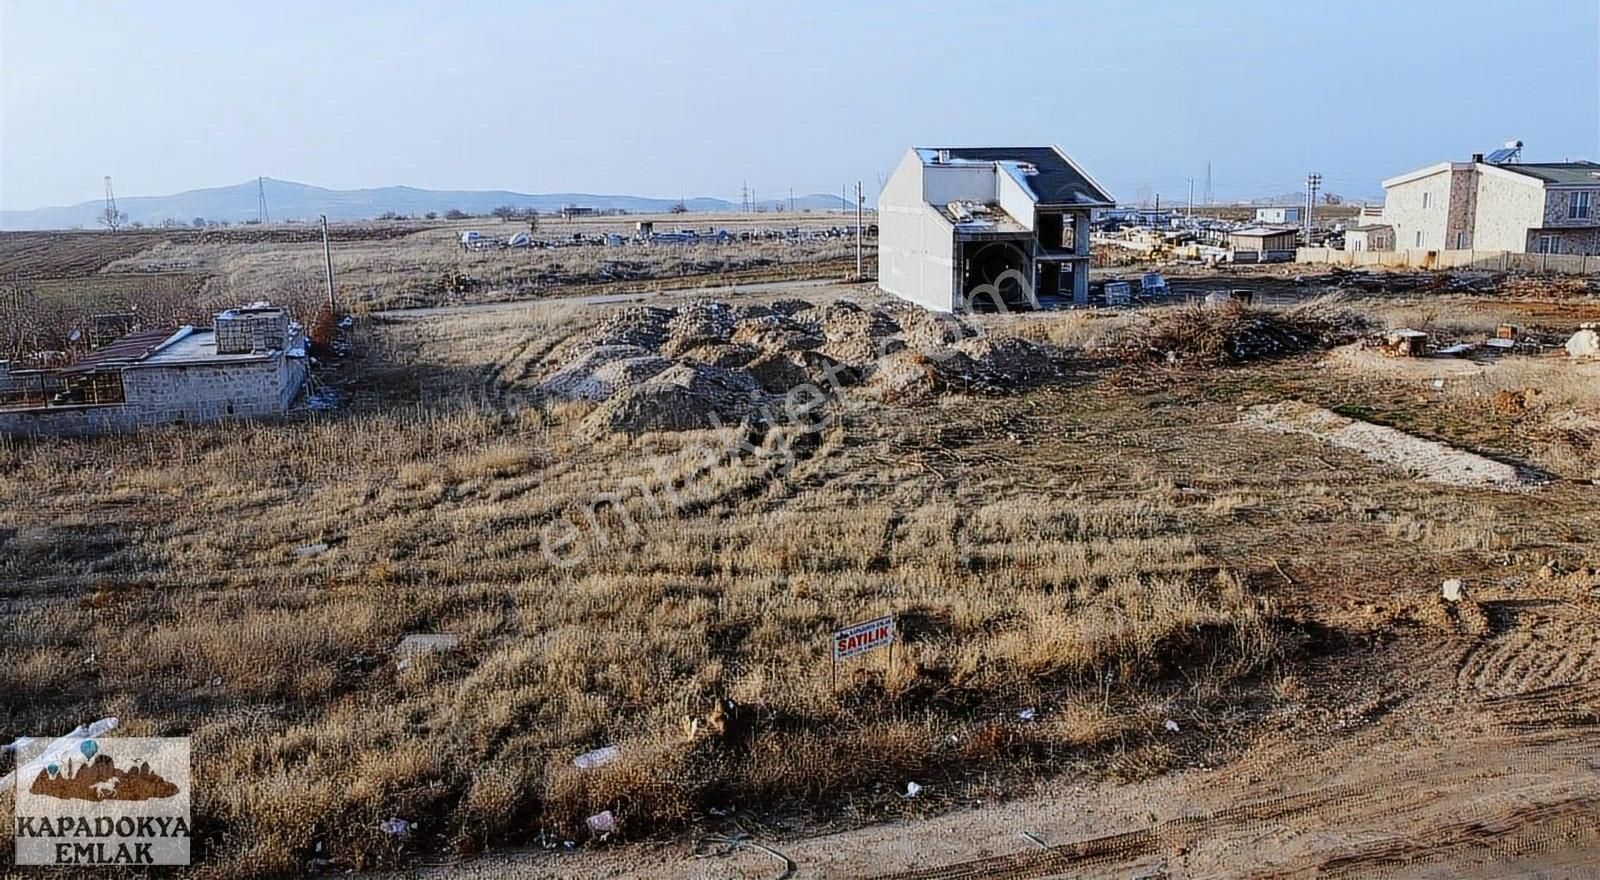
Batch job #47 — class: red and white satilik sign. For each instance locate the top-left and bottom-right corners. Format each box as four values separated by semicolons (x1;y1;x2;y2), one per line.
833;616;895;660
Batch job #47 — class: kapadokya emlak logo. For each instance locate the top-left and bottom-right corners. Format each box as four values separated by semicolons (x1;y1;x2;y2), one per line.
29;739;181;803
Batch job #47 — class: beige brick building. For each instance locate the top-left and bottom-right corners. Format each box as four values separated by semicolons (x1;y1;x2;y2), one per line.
1379;156;1600;255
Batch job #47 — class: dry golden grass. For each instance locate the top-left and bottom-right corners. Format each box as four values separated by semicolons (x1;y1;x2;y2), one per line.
5;290;1590;876
103;223;866;313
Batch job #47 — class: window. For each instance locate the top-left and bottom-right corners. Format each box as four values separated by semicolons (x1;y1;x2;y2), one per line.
1415;230;1424;248
1570;191;1593;221
1537;235;1561;255
1422;192;1432;210
1455;231;1468;249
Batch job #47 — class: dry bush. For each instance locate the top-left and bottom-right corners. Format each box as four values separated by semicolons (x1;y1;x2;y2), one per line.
1114;299;1367;366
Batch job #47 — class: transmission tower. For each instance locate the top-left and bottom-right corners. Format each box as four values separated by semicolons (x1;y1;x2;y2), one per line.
257;177;270;224
103;176;120;232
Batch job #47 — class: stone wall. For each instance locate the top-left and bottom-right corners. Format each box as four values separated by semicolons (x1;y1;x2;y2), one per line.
1473;170;1546;252
1543;188;1600;228
123;356;292;423
0;405;142;438
2;350;310;438
1384;170;1453;251
1445;168;1478;249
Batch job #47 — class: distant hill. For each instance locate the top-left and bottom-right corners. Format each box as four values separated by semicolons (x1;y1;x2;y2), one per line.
0;179;852;230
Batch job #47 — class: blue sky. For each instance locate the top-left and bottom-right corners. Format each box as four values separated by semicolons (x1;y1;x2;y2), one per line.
2;0;1596;209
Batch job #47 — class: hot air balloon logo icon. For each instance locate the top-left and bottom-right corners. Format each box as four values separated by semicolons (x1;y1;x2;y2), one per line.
28;740;180;802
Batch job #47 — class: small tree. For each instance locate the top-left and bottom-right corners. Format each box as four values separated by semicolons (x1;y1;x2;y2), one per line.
491;205;516;221
444;209;469;221
424;211;438;220
527;210;540;236
192;217;206;228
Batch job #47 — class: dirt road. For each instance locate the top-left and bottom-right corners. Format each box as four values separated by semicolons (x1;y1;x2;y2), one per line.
391;671;1600;878
373;278;845;319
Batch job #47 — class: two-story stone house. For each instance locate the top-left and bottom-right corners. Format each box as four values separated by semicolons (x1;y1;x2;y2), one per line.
1379;155;1600;255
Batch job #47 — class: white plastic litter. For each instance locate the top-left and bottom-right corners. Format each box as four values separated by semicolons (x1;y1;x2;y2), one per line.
1017;708;1037;722
587;810;616;838
380;818;413;838
903;781;923;798
1442;579;1465;603
1164;719;1180;733
573;746;621;770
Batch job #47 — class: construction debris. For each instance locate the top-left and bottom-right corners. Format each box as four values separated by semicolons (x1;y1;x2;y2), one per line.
1383;329;1429;357
1240;401;1533;490
587;810;617;839
1442;579;1466;603
1567;325;1600;360
1117;301;1366;366
573;746;621;770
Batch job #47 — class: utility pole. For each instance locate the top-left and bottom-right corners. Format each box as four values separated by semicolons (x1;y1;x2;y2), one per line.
103;176;119;232
1204;161;1213;208
320;214;337;314
257;177;269;224
789;188;795;213
1187;178;1195;218
854;180;864;280
1305;172;1322;241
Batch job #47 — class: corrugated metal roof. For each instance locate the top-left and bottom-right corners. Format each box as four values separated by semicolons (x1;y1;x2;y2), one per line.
1230;226;1299;238
61;327;181;374
1495;162;1600;186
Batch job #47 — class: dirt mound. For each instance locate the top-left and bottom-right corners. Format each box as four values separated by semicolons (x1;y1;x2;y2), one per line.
868;350;965;401
584;362;759;435
745;351;817;394
1118;301;1366;366
683;343;762;371
819;300;901;342
541;298;1078;433
769;299;815;317
730;314;824;352
952;336;1068;388
661;301;737;356
590;306;676;350
539;345;667;400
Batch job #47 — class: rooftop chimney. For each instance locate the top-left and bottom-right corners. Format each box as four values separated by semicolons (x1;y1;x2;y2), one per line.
1471;153;1484;164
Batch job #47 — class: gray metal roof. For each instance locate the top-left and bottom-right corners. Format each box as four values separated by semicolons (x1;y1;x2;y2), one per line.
917;147;1114;206
1496;162;1600;186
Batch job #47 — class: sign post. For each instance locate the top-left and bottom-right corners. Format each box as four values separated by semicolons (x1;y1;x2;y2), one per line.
831;615;896;691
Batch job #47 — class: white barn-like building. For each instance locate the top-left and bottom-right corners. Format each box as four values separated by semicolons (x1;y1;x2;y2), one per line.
877;147;1114;312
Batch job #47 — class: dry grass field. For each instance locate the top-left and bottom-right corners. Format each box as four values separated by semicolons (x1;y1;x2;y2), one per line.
4;252;1600;876
1;216;869;359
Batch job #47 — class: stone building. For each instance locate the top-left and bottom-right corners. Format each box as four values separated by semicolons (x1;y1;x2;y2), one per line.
1380;154;1600;254
0;303;309;437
